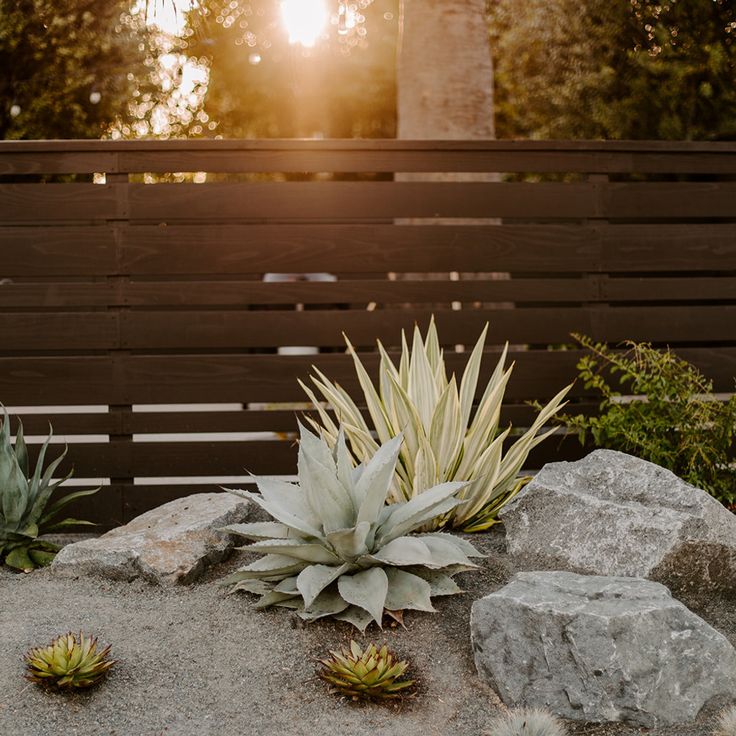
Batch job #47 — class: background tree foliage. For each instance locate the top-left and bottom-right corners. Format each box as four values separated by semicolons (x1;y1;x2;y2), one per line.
0;0;203;139
488;0;736;140
185;0;397;138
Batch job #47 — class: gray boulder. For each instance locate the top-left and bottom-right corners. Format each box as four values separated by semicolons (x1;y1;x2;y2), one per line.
471;571;736;727
52;493;250;585
500;450;736;598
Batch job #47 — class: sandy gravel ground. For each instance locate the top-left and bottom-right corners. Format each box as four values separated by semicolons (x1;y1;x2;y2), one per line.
1;529;734;736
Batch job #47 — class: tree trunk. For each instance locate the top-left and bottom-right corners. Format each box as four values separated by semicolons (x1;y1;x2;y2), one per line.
395;0;505;321
398;0;494;139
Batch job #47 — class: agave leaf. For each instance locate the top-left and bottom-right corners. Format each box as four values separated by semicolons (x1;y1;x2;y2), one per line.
235;489;321;539
384;568;435;612
5;544;34;572
355;433;403;526
334;430;356;501
223;554;308;583
254;590;301;609
337;567;388;627
324;522;370;560
298;587;350;620
429;376;463;479
297;379;340;437
458;325;490;432
409;568;464;596
26;467;73;530
223;521;293;540
300;446;354;534
229;579;273;595
38;487;99;529
246;538;340;564
421;535;480;568
334;605;375;633
407;323;439;431
413;431;440;496
420;532;483;558
296;562;350;608
375;481;466;545
364;535;432;567
14;420;29;479
454;429;508;522
344;334;394;443
42;519;95;533
423;316;443;373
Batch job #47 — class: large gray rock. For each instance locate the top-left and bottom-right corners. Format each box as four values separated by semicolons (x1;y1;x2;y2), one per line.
500;450;736;598
471;571;736;727
52;493;250;585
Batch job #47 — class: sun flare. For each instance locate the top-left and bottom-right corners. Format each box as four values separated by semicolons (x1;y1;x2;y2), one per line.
280;0;328;48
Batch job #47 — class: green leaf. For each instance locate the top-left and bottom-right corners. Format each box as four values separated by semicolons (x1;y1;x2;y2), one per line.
38;486;99;529
337;567;388;627
5;545;35;572
296;563;350;608
355;433;403;526
223;521;293;540
246;538;340;564
375;481;465;545
384;568;435;612
334;605;375;633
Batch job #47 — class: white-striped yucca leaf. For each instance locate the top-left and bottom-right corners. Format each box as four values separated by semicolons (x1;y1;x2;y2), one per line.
302;317;572;532
222;425;481;632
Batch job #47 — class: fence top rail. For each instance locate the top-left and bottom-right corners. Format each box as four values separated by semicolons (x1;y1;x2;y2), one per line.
2;139;736;175
2;139;736;153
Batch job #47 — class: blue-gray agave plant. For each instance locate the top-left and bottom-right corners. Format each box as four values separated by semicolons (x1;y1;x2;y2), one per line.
223;425;482;631
0;409;98;572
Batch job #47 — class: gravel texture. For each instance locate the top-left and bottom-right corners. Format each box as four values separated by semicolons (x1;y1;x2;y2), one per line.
1;528;734;736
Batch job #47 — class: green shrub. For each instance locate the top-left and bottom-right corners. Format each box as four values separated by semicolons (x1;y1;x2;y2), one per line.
561;336;736;507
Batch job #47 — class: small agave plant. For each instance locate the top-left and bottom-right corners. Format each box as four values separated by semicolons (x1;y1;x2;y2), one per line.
300;317;571;532
223;425;482;631
0;409;98;572
24;632;115;689
486;708;568;736
318;640;414;701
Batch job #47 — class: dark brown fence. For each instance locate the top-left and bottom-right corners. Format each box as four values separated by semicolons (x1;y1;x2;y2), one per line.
1;139;735;527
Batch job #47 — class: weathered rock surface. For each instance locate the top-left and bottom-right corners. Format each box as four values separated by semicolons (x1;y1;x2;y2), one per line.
499;450;736;598
471;571;736;727
52;493;250;585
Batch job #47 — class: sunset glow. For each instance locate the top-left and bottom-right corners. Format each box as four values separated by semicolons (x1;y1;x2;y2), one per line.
280;0;328;47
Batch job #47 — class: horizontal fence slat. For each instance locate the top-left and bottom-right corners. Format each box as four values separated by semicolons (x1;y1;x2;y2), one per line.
2;276;736;309
3;223;735;276
8;182;734;223
123;182;736;221
116;306;736;349
2;140;736;176
1;348;734;404
0;184;122;221
1;306;734;350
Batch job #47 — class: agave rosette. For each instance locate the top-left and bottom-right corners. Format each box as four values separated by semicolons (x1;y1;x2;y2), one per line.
24;632;115;689
0;408;98;571
223;425;482;631
300;317;571;532
318;640;414;701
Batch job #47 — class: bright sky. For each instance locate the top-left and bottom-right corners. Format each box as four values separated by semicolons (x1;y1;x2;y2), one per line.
145;0;330;46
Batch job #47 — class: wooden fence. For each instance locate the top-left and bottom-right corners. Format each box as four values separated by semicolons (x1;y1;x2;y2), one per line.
1;139;735;527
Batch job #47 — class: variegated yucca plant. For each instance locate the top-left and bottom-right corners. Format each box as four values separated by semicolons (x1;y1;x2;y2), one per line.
222;425;482;632
0;409;98;572
300;318;571;532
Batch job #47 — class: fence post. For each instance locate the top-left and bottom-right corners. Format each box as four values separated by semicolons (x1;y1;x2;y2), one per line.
107;168;134;524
